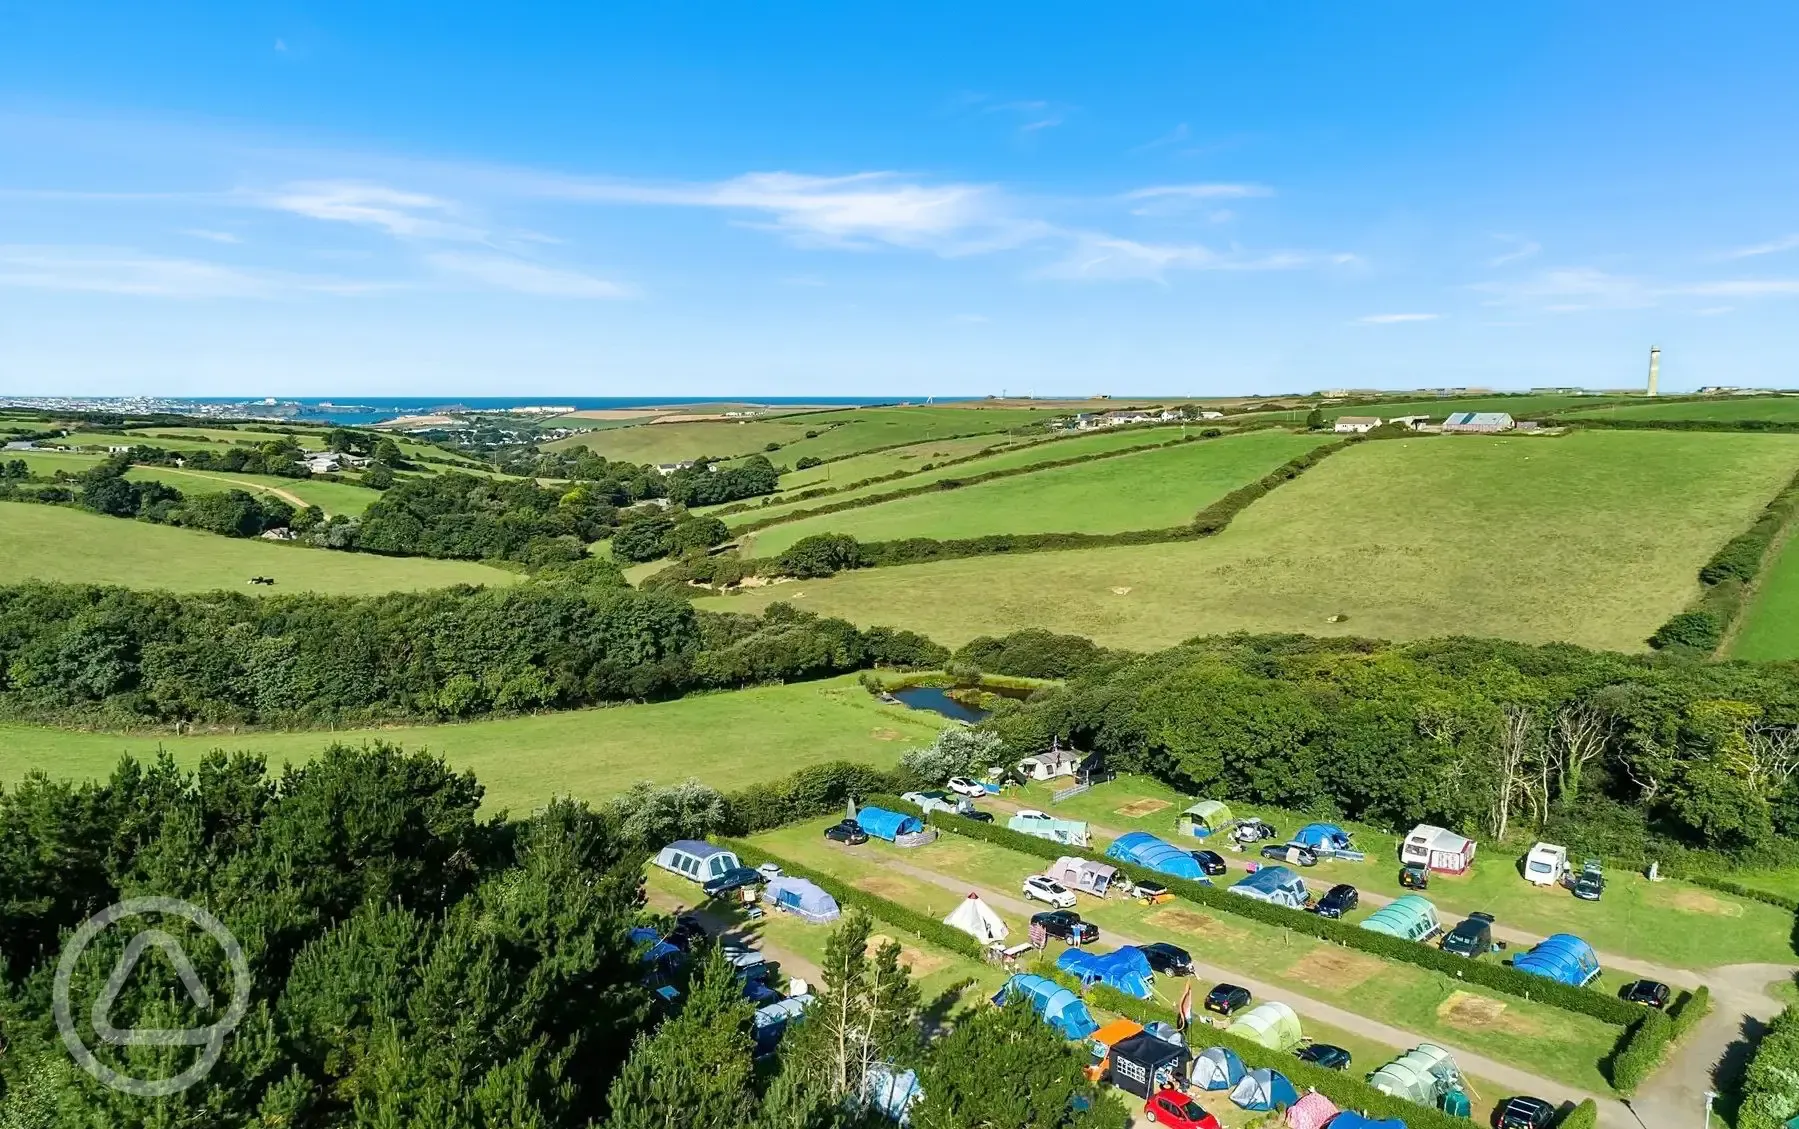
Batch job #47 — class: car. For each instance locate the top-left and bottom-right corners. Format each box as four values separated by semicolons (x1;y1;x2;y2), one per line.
1260;843;1319;867
947;776;986;797
1231;818;1279;844
666;914;707;952
1399;863;1430;890
1144;1087;1219;1129
1441;912;1498;958
1140;942;1194;977
900;789;948;807
1620;980;1672;1009
702;866;765;898
1495;1096;1557;1129
756;862;783;881
1022;875;1078;908
962;810;995;823
1567;858;1605;901
824;819;868;845
1189;850;1228;876
1031;910;1099;944
1312;883;1359;919
1295;1043;1352;1071
1014;808;1051;821
1204;983;1251;1015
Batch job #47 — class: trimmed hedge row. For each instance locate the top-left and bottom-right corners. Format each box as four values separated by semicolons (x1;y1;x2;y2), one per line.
917;808;1647;1028
1648;465;1799;653
722;762;912;837
720;837;986;961
1743;1002;1799;1129
1557;1100;1599;1129
1608;986;1706;1093
1684;873;1799;912
1546;416;1799;434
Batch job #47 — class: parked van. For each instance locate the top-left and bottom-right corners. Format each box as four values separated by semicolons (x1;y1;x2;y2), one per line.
1524;843;1569;887
654;840;743;885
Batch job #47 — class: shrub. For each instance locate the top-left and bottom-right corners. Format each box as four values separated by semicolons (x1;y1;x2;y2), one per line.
611;514;676;562
1743;1003;1799;1129
719;762;906;836
777;533;865;578
1649;609;1724;652
795;455;822;469
953;630;1115;680
1557;1100;1598;1129
667;515;731;556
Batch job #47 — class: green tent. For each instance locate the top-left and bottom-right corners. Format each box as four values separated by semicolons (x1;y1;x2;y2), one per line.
1177;799;1235;838
1227;1001;1302;1051
1358;895;1442;942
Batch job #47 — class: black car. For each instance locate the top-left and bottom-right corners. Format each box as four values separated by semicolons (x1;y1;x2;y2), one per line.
824;819;868;845
1295;1044;1352;1071
1204;983;1252;1015
1031;910;1099;944
702;866;764;898
962;810;995;823
1620;979;1672;1009
1140;942;1194;977
1189;850;1228;876
1441;912;1497;958
1313;883;1359;919
1261;843;1319;867
1495;1096;1557;1129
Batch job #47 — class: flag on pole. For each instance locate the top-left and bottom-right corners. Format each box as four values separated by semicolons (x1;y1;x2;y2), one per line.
1176;980;1193;1030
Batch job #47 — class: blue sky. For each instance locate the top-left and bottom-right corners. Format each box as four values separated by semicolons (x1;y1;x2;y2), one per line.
2;3;1797;397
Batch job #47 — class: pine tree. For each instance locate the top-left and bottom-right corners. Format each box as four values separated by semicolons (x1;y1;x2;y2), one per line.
604;946;758;1129
910;998;1126;1129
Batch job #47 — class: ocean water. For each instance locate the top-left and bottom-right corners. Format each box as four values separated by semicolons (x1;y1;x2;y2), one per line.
188;396;909;426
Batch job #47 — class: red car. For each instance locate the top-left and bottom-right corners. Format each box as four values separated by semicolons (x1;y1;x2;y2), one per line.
1145;1088;1218;1129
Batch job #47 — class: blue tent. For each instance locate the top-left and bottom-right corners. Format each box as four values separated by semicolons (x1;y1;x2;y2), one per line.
1294;823;1353;852
856;806;923;842
1230;865;1309;908
994;974;1100;1039
627;926;682;965
1513;933;1601;987
1055;946;1155;1000
1106;831;1210;882
1191;1046;1246;1090
1328;1115;1407;1129
752;995;813;1056
1230;1068;1301;1111
863;1064;923;1125
763;876;841;923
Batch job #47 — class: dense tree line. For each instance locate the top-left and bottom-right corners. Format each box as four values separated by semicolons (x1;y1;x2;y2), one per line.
665;455;781;507
352;472;634;564
0;456;300;539
0;578;943;728
988;633;1799;862
494;445;666;498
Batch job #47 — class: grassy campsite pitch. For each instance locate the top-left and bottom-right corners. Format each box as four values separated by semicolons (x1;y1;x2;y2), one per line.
0;501;518;595
739;430;1332;557
698;430;1799;652
0;675;949;815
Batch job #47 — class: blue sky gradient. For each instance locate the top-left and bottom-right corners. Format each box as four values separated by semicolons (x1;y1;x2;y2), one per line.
2;3;1797;397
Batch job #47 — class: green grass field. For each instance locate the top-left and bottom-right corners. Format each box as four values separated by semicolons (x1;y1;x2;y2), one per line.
752;815;1623;1092
0;676;947;815
0;502;517;595
1311;394;1628;423
699;431;1799;652
546;416;833;462
740;430;1331;558
717;425;1202;529
1016;775;1795;969
1566;396;1799;423
12;446;409;516
1728;524;1799;660
775;432;1036;492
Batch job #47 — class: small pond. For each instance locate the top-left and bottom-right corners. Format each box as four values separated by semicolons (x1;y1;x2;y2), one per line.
889;685;991;723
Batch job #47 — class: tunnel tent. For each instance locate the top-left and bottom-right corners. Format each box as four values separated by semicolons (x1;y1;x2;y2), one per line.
1190;1046;1247;1090
1230;1068;1300;1111
1229;865;1309;909
1228;1001;1303;1051
1512;933;1602;987
855;806;924;842
1049;856;1120;896
994;974;1099;1040
942;893;1008;944
1286;1092;1339;1129
1178;800;1236;838
1008;811;1091;847
1107;1031;1191;1099
1359;895;1442;942
1368;1044;1461;1105
1055;946;1155;1000
1106;831;1210;882
653;840;743;884
763;876;842;924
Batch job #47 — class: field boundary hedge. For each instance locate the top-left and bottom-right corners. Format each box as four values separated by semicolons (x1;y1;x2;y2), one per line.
1547;415;1799;434
912;808;1648;1028
1649;464;1799;653
1683;873;1799;911
1743;1001;1799;1129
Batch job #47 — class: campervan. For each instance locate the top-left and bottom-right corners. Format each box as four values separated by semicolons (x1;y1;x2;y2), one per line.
1524;843;1569;887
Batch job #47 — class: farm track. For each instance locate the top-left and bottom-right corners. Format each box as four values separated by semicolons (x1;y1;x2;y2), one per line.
979;794;1795;1127
842;844;1639;1129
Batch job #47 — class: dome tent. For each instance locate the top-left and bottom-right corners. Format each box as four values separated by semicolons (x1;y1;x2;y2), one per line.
1190;1046;1247;1090
1330;1115;1406;1129
1229;1001;1303;1051
1106;831;1210;882
942;893;1008;944
1285;1091;1339;1129
855;806;924;842
1293;823;1353;852
993;974;1099;1040
1513;933;1601;987
1230;1068;1300;1111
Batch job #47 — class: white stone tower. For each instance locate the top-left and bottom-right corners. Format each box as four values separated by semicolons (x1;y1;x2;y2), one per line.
1647;346;1661;397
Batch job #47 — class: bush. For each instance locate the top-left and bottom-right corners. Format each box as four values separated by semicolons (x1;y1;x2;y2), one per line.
611;514;677;562
777;533;865;578
667;515;731;556
953;630;1116;680
1743;1003;1799;1129
719;762;906;836
795;455;822;470
1557;1100;1598;1129
1649;609;1724;652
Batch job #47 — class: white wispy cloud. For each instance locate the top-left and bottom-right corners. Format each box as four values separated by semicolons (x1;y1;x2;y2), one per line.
0;245;381;298
181;228;242;244
1723;234;1799;259
1356;313;1440;324
265;181;487;241
424;252;634;298
1038;233;1317;282
1487;236;1541;266
1124;183;1272;201
1477;266;1799;311
1130;123;1191;154
1681;278;1799;296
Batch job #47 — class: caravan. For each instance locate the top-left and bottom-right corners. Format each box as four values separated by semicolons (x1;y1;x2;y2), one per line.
1524;843;1569;887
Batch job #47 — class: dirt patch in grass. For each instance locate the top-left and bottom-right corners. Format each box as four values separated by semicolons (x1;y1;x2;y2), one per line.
1147;907;1247;941
1438;991;1542;1036
1659;888;1745;917
869;728;903;741
1286;947;1382;991
869;933;951;978
857;875;919;901
1115;799;1172;818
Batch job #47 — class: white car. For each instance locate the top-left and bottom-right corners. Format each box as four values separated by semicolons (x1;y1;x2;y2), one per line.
1021;875;1077;908
1012;809;1051;823
947;777;986;798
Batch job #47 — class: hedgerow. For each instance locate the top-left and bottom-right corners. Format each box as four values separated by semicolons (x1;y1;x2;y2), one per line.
1609;986;1707;1092
1649;465;1799;652
1743;1001;1799;1129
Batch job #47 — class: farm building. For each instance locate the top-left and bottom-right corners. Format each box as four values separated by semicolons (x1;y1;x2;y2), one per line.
762;876;841;923
1388;414;1431;430
1333;416;1383;434
1230;1068;1300;1112
1008;811;1090;847
1016;743;1083;780
1359;895;1442;942
1056;946;1155;1000
1512;934;1601;987
942;893;1008;944
653;840;742;884
1228;1001;1303;1051
1048;856;1120;896
1190;1046;1247;1090
1107;1031;1191;1099
1441;411;1515;433
1401;825;1476;873
1368;1043;1463;1106
1230;865;1309;909
1106;831;1211;882
1177;799;1235;838
993;974;1099;1039
854;806;930;844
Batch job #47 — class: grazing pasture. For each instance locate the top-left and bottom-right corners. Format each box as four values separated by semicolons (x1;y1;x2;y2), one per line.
698;431;1799;652
0;502;517;595
1727;527;1799;660
740;429;1331;557
0;676;947;815
1315;394;1625;423
776;432;1036;492
1565;395;1799;423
